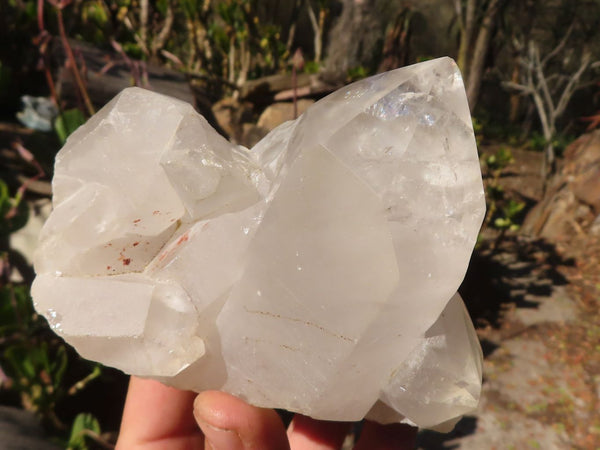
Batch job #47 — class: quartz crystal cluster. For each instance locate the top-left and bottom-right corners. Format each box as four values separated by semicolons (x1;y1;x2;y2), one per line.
33;57;485;430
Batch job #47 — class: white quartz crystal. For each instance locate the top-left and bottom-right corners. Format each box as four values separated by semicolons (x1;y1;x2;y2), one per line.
32;57;485;429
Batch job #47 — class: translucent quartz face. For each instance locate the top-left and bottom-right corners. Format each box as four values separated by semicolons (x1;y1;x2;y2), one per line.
32;57;485;430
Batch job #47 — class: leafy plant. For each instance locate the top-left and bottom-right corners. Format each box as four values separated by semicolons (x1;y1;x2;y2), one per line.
0;179;29;236
472;117;483;145
0;176;104;444
494;199;526;231
3;342;68;426
481;146;526;248
0;281;38;336
527;131;547;152
209;0;288;86
54;108;86;144
527;131;574;157
485;146;514;171
347;65;369;81
0;279;104;438
303;60;321;74
67;412;102;450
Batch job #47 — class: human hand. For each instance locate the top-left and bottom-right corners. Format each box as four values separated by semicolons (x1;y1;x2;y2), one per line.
116;376;417;450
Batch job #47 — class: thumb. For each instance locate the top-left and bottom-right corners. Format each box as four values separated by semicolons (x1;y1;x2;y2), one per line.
193;391;290;450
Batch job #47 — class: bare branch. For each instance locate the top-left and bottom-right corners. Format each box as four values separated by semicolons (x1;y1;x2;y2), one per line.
151;1;174;57
541;21;574;67
554;51;591;118
140;0;148;46
502;81;532;93
466;0;505;106
532;43;555;123
511;35;523;53
228;37;235;84
236;38;251;87
306;1;322;62
286;0;304;54
465;0;476;40
161;50;184;68
453;0;462;26
532;87;552;140
456;0;477;77
508;34;593;181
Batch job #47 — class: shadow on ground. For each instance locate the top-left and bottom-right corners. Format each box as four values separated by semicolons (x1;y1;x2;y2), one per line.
459;235;574;328
412;235;578;447
416;416;478;449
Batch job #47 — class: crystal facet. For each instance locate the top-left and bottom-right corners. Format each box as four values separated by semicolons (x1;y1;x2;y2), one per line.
32;57;485;429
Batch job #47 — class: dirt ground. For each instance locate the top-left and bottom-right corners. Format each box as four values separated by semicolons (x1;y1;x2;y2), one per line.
416;147;600;449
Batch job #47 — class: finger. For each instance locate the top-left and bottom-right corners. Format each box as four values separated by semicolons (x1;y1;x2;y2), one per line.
116;376;204;450
353;421;417;450
286;414;352;450
193;390;290;450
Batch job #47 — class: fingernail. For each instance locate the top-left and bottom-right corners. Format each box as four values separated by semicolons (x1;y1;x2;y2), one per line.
194;397;244;450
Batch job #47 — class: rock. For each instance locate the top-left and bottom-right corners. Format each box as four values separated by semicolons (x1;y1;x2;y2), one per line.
240;100;316;148
0;406;61;450
240;72;315;102
16;96;58;132
241;123;268;148
211;97;255;143
523;130;600;240
32;58;485;429
256;100;314;131
590;214;600;235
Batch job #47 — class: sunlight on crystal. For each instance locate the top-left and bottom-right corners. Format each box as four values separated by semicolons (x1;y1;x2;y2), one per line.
32;57;485;429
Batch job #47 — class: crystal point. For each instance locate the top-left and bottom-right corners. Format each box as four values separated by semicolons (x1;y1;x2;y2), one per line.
32;57;485;429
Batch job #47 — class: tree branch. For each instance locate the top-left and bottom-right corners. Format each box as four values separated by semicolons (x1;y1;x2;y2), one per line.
554;51;591;118
502;81;532;93
532;43;555;124
541;21;574;67
306;0;322;62
139;0;148;47
151;1;174;57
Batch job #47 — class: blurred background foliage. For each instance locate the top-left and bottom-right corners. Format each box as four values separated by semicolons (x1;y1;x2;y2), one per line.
0;0;599;447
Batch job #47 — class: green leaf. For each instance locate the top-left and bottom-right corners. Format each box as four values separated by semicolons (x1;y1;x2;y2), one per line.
503;199;526;218
0;286;16;333
0;284;36;334
68;413;101;450
180;0;198;17
209;23;230;52
54;109;86;144
51;345;68;389
4;345;35;379
304;61;320;74
485;147;513;171
0;179;11;216
156;0;169;15
121;42;144;59
347;65;369;81
494;217;511;229
86;2;108;27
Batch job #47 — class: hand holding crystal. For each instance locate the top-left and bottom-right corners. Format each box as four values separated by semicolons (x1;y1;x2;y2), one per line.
116;377;417;449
